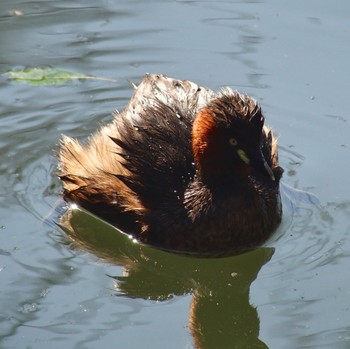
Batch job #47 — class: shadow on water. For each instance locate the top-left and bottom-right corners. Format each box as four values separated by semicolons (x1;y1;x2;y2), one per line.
55;204;273;348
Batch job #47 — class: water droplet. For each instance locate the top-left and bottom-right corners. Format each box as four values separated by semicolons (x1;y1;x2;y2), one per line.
40;288;49;298
18;303;39;314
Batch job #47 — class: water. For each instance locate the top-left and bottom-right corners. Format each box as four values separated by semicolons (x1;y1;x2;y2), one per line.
1;1;350;348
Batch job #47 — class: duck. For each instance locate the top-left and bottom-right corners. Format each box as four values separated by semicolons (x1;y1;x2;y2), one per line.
58;74;283;256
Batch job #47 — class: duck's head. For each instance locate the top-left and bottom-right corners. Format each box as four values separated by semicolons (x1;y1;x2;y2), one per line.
192;91;276;184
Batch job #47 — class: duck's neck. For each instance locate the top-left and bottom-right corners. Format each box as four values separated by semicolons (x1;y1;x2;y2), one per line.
184;171;253;219
195;167;253;194
184;171;281;245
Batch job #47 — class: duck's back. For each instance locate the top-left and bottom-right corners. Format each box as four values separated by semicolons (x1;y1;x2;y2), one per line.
59;74;215;231
122;74;216;121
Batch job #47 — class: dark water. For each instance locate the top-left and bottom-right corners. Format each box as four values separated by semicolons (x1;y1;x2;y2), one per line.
1;1;350;348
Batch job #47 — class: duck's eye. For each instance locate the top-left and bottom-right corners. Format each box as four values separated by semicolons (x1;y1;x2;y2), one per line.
229;137;238;146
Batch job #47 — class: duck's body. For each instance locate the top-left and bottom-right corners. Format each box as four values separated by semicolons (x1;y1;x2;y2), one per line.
59;74;283;255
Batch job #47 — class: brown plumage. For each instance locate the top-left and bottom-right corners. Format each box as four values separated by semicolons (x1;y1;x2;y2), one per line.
58;74;283;255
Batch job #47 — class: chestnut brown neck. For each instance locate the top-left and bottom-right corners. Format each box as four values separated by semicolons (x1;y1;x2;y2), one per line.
192;107;218;171
192;107;251;184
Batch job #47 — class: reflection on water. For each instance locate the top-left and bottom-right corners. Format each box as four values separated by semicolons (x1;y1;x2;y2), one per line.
53;158;326;348
1;0;350;347
58;205;273;348
54;173;347;349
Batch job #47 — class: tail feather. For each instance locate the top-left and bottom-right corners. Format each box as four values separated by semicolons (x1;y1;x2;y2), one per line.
58;130;142;215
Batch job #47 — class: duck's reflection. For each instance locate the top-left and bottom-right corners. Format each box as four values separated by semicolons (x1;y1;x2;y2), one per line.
58;204;273;348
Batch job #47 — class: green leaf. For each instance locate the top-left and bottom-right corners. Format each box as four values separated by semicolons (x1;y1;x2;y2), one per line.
4;67;116;85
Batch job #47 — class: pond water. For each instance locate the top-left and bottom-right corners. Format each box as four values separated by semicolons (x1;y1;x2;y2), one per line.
1;0;350;348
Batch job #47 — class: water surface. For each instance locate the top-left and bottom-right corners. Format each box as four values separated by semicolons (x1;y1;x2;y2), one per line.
1;1;350;348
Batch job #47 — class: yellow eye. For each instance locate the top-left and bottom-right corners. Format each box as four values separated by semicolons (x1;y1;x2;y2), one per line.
229;137;238;146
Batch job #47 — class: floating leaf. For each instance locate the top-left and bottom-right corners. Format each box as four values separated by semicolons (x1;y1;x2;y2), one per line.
4;67;116;85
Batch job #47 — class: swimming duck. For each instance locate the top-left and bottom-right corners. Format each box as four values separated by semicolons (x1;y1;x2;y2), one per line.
58;74;283;255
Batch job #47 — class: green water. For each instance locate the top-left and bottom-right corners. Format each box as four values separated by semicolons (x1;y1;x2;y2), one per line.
1;1;350;348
